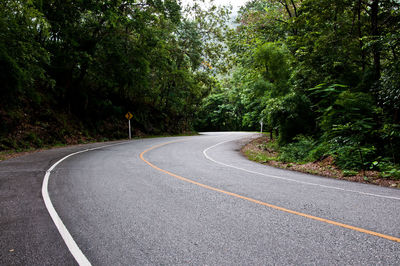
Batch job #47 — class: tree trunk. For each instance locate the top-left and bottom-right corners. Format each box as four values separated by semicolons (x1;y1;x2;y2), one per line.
357;0;366;72
371;0;381;81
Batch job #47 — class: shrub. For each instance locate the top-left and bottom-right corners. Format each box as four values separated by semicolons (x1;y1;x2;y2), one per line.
307;141;330;161
373;160;400;180
381;167;400;180
279;135;315;163
328;135;377;170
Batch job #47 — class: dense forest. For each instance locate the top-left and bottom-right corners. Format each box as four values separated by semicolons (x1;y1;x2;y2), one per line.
1;0;400;177
0;0;230;148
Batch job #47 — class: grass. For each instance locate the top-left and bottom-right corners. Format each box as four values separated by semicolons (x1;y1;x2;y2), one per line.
244;150;276;163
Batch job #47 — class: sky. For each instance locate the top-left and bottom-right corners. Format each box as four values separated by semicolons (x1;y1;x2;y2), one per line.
180;0;250;20
210;0;249;15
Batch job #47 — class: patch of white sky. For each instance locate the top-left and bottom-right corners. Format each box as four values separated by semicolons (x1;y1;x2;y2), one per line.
180;0;250;22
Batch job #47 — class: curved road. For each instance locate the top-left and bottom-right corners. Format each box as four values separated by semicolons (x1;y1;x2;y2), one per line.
1;132;400;264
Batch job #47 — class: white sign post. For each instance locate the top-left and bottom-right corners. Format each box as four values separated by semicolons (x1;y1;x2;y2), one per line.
128;120;131;139
259;119;263;133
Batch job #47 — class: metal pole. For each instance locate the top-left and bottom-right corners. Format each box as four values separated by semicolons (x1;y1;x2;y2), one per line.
128;120;131;139
260;122;263;133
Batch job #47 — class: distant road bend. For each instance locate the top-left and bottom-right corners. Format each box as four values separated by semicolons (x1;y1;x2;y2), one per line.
1;132;400;265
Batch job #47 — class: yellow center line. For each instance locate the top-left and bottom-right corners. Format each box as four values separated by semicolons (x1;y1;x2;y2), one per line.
140;141;400;243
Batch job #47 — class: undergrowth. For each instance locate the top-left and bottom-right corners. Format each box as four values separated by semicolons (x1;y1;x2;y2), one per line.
248;134;400;181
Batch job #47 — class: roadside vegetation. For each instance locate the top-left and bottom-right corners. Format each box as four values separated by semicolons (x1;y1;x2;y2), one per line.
196;0;400;182
242;135;400;188
0;0;230;151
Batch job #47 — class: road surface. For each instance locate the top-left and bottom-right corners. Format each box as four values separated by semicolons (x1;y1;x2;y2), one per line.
1;132;400;265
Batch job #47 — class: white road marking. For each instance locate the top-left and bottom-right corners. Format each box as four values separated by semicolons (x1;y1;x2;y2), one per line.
203;138;400;201
41;134;399;265
42;141;129;266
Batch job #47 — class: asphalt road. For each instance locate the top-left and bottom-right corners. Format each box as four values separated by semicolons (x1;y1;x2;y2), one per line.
1;132;400;265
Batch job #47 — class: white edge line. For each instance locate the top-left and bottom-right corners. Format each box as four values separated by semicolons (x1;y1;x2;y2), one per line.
203;138;400;201
42;141;129;266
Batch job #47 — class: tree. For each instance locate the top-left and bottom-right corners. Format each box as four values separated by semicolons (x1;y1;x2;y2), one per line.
0;0;50;106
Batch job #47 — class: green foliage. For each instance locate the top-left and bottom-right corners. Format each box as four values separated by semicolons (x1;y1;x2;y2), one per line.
378;60;400;112
315;90;377;170
320;91;376;131
1;0;234;150
25;132;43;148
330;140;376;170
279;135;316;163
198;0;400;178
379;123;400;165
381;167;400;180
0;0;50;105
369;159;400;180
244;150;275;164
263;91;314;144
195;87;242;131
254;42;291;95
343;170;358;177
306;141;331;162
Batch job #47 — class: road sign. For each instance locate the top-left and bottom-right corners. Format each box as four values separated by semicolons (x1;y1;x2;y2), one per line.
125;112;133;139
125;112;133;120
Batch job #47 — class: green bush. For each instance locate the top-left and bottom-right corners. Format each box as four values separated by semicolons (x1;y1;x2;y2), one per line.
279;135;315;163
381;167;400;180
330;138;376;170
264;92;314;145
307;141;330;161
373;160;400;180
25;132;43;148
